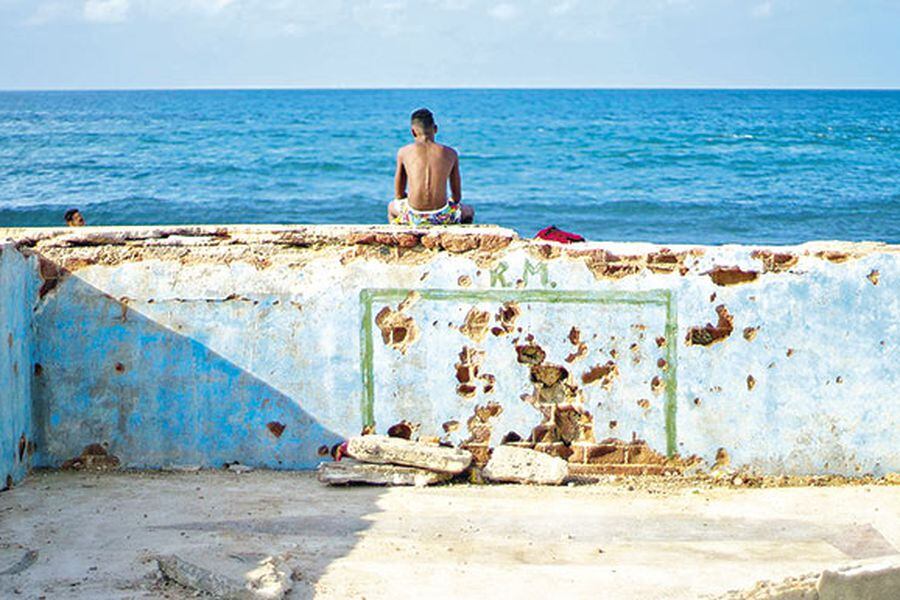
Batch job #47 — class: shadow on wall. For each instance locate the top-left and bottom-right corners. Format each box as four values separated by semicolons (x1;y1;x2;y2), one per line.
30;261;348;470
13;252;384;600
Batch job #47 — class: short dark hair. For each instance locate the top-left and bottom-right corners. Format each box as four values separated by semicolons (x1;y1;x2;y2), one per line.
411;108;435;131
64;208;81;222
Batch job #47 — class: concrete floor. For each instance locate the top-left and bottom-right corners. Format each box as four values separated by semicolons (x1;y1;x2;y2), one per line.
0;471;898;600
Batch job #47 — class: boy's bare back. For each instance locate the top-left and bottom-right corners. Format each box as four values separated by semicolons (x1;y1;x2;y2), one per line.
397;141;459;212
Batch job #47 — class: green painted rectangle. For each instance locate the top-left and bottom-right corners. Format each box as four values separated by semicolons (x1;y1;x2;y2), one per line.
359;288;679;457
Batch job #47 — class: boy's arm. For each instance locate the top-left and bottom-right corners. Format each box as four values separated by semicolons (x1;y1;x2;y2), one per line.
394;151;408;199
449;152;462;203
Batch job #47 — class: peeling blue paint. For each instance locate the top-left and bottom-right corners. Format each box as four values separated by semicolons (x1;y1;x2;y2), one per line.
0;243;38;487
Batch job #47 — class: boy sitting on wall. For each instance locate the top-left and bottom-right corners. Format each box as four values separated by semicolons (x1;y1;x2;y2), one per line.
388;108;475;226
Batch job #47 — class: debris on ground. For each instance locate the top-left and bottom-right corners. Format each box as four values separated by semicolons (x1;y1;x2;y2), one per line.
320;430;900;489
712;558;900;599
317;458;453;486
346;435;472;474
483;445;568;485
226;463;254;474
60;443;120;471
156;553;291;599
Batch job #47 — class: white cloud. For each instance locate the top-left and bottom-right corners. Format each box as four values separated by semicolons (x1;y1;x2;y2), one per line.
83;0;130;23
25;1;72;26
752;1;773;18
430;0;474;10
489;2;518;21
188;0;237;15
351;0;410;36
549;1;577;16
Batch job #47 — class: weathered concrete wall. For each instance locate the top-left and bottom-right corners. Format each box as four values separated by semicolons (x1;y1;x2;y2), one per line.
0;242;38;487
3;225;898;475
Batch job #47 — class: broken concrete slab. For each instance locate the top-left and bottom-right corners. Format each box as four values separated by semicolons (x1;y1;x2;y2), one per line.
156;553;291;600
244;556;293;600
817;560;900;600
483;445;568;485
712;558;900;599
346;435;472;474
317;459;453;486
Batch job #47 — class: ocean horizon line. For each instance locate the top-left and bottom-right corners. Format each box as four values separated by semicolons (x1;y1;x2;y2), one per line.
2;86;900;94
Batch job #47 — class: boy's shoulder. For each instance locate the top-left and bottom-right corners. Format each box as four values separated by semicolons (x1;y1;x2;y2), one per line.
398;142;457;157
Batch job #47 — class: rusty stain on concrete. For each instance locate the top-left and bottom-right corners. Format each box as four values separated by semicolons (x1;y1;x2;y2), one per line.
455;346;485;398
815;250;853;263
463;401;503;464
581;361;619;390
387;421;416;440
491;301;521;337
375;294;420;355
707;266;760;286
266;421;286;438
686;305;734;347
751;250;799;273
501;431;522;444
515;343;546;366
565;327;589;363
480;373;496;395
459;307;491;343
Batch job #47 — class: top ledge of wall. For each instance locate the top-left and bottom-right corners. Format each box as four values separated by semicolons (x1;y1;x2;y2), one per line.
1;224;896;265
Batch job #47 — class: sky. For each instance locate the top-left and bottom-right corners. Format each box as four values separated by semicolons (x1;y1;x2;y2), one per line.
0;0;898;90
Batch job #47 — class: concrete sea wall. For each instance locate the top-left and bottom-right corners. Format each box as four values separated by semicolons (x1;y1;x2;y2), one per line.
0;242;38;487
1;225;898;476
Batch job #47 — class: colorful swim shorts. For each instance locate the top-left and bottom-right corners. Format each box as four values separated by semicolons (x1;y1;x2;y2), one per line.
390;199;462;226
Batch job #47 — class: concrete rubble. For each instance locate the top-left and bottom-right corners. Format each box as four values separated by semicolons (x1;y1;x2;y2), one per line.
320;436;574;487
156;553;292;600
346;435;473;474
713;558;900;600
317;458;453;486
483;445;569;485
818;560;900;600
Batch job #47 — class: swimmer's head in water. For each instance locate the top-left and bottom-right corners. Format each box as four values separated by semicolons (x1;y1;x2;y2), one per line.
64;208;85;227
410;108;437;138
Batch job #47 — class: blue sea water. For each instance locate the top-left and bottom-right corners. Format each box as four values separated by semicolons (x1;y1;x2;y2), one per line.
0;89;898;244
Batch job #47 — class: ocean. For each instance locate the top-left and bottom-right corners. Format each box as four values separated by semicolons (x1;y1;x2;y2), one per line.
0;89;898;244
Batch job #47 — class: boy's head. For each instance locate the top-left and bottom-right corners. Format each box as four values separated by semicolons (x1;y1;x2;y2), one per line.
410;108;437;138
64;208;85;227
